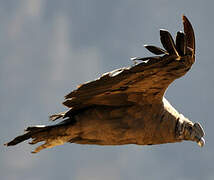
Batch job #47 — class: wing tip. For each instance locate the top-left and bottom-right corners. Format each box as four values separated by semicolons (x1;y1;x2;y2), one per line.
182;14;187;22
182;14;195;56
159;29;170;35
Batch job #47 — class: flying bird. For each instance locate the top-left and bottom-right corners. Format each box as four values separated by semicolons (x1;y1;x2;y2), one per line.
5;15;205;153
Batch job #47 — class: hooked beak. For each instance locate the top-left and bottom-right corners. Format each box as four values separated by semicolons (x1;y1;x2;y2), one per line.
197;137;205;147
192;122;205;147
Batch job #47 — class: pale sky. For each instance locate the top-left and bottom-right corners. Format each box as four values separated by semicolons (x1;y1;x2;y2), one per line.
1;1;214;180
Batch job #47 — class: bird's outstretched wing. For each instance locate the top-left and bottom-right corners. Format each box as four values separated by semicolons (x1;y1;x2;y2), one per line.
52;16;195;120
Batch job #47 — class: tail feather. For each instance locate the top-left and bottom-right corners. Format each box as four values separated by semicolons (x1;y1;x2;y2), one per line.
4;125;52;147
5;132;32;146
4;120;74;153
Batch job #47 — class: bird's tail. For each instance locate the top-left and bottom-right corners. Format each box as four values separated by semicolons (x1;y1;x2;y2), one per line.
4;119;74;153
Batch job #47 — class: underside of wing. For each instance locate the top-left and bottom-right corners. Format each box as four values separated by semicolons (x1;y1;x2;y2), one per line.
58;15;195;118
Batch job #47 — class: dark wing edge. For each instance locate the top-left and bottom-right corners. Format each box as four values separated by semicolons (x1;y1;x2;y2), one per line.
182;15;195;58
176;31;187;56
54;15;195;119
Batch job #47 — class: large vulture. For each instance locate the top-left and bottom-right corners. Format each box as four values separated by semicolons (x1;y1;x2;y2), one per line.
5;15;205;153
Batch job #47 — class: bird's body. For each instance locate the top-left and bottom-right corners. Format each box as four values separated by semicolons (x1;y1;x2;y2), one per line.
5;15;205;153
64;97;181;146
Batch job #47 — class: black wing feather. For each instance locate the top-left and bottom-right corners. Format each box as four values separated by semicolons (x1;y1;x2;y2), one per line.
176;31;187;56
144;45;168;55
160;29;179;56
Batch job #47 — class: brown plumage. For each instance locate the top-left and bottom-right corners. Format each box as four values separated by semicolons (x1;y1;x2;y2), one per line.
5;15;205;153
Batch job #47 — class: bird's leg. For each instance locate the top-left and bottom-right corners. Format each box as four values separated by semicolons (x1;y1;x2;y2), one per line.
176;114;205;147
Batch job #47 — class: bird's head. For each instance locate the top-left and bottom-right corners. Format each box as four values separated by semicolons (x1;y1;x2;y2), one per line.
176;114;205;147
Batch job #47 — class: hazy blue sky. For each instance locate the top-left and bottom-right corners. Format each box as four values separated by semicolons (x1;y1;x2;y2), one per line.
1;1;214;180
